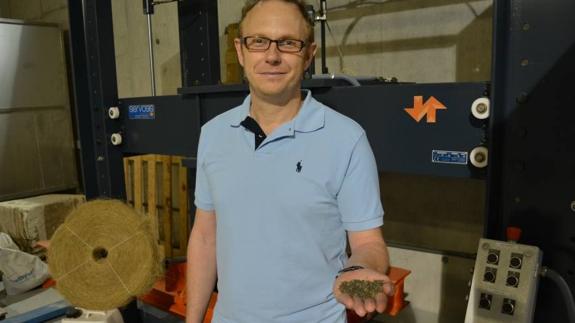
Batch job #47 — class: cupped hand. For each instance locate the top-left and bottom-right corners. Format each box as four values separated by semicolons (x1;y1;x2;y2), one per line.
333;268;395;317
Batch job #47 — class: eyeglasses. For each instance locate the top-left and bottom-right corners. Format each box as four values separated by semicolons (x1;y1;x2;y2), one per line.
242;36;306;53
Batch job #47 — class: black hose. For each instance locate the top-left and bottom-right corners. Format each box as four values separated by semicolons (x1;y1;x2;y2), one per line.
541;267;575;323
312;74;360;86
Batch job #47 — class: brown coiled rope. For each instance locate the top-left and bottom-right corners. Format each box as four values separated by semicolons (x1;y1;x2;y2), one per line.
48;199;162;310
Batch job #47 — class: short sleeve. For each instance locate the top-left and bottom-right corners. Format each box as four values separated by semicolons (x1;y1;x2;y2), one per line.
194;129;215;211
337;132;384;231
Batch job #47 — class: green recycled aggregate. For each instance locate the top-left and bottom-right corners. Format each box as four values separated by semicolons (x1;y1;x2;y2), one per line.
339;280;384;299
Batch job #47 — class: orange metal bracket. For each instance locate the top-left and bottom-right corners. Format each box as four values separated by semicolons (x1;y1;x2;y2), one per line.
385;266;411;316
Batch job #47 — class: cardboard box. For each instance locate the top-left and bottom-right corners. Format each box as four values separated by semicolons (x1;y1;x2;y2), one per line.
0;194;85;252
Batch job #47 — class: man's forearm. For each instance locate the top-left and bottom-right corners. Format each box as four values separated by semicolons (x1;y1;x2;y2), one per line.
335;233;393;316
346;240;390;274
186;230;217;323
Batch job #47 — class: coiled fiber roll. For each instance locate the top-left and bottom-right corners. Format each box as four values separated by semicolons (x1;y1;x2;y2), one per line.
48;199;161;310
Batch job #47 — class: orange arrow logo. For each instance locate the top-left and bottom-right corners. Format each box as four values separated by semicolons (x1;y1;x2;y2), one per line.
404;96;447;123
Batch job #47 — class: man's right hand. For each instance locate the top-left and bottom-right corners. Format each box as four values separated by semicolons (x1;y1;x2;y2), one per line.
333;268;395;317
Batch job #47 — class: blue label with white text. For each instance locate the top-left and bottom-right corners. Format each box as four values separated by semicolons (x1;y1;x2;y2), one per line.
432;150;468;165
128;104;155;120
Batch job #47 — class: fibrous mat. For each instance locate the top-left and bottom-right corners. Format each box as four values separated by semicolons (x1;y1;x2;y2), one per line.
48;199;161;310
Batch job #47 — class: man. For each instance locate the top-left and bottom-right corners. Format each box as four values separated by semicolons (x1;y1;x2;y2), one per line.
186;1;393;322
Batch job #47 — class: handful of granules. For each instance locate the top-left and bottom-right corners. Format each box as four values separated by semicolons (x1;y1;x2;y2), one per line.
339;280;384;299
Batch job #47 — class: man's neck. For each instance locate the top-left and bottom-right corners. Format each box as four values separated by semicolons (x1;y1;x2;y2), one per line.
249;90;303;135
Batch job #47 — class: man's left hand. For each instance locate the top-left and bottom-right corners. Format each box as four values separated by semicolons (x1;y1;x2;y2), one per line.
333;268;395;317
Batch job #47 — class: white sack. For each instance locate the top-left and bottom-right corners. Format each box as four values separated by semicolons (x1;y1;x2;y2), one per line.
0;232;20;250
0;246;49;295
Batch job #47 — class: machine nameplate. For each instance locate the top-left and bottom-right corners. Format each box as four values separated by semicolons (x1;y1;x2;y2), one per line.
128;104;155;120
431;150;468;165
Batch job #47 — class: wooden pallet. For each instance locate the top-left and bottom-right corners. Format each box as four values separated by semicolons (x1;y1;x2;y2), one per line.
123;155;189;259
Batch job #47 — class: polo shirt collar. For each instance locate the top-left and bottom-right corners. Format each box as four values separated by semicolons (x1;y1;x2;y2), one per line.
294;90;325;133
230;96;251;127
230;90;325;133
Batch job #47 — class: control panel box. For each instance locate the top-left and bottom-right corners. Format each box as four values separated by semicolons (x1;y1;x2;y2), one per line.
465;238;542;323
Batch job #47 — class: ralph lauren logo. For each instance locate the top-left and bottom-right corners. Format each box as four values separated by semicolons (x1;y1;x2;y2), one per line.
296;161;303;173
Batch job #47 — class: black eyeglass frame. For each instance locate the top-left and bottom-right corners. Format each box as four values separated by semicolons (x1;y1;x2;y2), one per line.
241;36;307;53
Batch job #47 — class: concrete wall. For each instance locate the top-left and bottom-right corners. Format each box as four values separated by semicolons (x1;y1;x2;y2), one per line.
315;0;492;82
0;0;492;94
111;0;181;97
0;1;78;200
0;0;493;96
0;0;181;98
214;0;492;83
1;0;69;29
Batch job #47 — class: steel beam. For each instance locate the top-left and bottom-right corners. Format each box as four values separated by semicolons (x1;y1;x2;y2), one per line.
487;0;575;321
178;0;221;86
68;0;125;199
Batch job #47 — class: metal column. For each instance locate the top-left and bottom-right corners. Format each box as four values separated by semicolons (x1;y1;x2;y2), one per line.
487;0;575;321
178;0;221;86
68;0;125;199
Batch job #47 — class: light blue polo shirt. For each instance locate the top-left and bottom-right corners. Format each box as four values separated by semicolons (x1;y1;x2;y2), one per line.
195;90;384;323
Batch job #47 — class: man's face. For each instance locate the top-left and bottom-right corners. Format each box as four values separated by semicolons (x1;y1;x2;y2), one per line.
235;0;317;100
